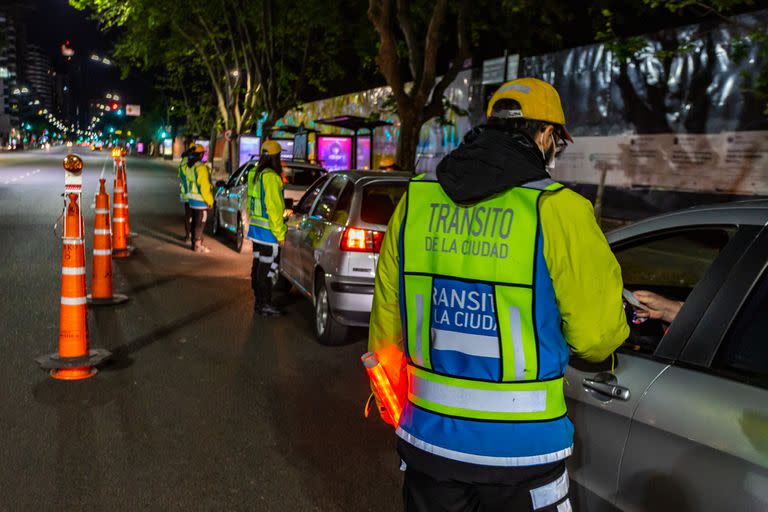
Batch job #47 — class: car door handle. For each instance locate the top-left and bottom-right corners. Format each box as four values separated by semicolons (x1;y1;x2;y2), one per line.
582;377;631;401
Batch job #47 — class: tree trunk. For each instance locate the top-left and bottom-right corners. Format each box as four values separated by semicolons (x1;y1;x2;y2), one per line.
397;114;422;173
208;122;218;169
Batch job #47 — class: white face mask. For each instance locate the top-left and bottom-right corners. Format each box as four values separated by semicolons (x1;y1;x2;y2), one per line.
540;134;556;175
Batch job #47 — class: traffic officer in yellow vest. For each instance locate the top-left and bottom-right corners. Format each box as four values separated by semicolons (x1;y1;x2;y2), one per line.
178;144;194;243
368;78;629;511
247;140;287;317
181;143;214;253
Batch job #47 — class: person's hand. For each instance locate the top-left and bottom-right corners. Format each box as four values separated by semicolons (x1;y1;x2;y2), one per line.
633;290;683;323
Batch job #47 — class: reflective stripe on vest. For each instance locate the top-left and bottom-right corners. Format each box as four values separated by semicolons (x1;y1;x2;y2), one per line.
183;162;204;201
408;366;566;421
249;168;279;227
400;176;566;423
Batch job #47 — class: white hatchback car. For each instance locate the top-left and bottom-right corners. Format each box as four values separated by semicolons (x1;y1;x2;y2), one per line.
280;171;409;344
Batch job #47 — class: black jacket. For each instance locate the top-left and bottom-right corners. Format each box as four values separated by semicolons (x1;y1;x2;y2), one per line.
435;125;549;204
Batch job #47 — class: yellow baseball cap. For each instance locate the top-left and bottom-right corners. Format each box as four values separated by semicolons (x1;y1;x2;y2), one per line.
487;78;573;142
261;140;282;156
189;143;205;154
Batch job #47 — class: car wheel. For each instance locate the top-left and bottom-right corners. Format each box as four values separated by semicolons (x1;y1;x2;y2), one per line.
314;275;348;346
235;215;245;253
211;205;220;236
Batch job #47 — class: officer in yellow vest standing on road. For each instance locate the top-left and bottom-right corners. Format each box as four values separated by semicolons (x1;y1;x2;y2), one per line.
247;140;286;317
181;143;214;253
178;144;194;243
368;78;629;511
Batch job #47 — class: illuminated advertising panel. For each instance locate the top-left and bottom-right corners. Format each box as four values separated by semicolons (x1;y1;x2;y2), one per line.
317;136;352;171
356;136;371;170
162;138;173;156
277;139;294;160
239;136;261;164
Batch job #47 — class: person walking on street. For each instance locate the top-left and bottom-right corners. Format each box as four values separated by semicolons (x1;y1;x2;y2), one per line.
181;144;214;253
178;145;194;243
367;78;629;511
247;140;287;317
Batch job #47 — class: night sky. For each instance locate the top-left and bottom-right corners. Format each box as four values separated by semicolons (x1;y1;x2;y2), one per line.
20;0;152;107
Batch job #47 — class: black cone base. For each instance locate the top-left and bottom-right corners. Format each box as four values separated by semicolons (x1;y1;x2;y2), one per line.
87;293;129;306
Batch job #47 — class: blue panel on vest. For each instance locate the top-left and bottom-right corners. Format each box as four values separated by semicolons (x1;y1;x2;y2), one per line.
430;278;501;380
431;278;497;336
533;230;570;380
248;225;278;244
188;200;207;209
400;402;574;459
430;350;501;381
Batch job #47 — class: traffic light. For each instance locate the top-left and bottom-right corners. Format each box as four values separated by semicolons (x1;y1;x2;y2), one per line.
108;127;114;134
160;131;167;138
116;109;124;116
111;102;119;110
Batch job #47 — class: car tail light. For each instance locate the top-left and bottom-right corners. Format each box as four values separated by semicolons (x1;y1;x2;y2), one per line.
341;227;384;253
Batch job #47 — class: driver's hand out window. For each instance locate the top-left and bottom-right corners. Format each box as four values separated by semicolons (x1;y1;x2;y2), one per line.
632;290;683;323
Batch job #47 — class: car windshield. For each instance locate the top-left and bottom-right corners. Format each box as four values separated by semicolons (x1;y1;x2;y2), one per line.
360;181;407;225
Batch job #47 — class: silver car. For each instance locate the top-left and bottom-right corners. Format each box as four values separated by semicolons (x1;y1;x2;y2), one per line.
566;200;768;511
280;171;410;344
211;160;326;252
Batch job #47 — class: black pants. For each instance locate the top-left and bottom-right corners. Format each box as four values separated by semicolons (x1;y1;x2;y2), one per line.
190;208;207;247
183;202;192;238
251;242;280;307
403;462;570;512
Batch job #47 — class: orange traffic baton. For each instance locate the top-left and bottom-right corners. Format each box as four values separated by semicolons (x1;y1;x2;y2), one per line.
112;167;134;258
36;155;110;380
87;178;129;306
361;352;403;426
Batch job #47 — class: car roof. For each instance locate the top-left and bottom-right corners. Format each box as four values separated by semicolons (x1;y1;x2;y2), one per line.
607;199;768;243
331;170;411;183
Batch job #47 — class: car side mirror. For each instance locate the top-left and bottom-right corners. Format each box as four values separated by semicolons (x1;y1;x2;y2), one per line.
215;180;227;190
284;198;295;209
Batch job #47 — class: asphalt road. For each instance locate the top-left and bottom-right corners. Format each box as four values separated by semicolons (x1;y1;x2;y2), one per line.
0;147;401;510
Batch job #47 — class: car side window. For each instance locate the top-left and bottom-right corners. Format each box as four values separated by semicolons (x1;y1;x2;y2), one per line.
713;271;768;387
330;182;354;225
294;177;327;215
312;176;346;221
615;227;736;355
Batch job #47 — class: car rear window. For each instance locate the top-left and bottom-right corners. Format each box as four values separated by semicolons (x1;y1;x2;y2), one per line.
361;182;407;225
284;165;324;187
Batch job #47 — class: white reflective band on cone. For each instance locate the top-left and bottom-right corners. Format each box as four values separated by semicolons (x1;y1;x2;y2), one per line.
113;203;127;208
93;249;112;256
115;188;124;193
113;218;126;222
95;209;110;214
63;239;84;245
94;229;111;235
530;470;569;509
410;372;547;414
396;427;572;467
61;297;87;305
62;267;86;275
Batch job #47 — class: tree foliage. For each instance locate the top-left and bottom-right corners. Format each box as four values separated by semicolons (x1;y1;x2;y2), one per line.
71;0;344;167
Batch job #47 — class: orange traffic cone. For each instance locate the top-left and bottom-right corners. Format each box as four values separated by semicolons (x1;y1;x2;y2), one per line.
87;178;129;306
118;156;136;238
36;191;110;380
112;170;134;258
